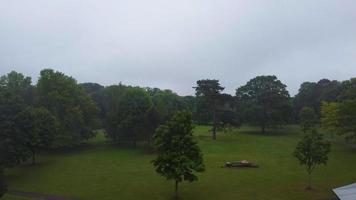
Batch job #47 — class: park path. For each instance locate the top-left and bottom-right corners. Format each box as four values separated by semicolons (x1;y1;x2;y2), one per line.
7;189;80;200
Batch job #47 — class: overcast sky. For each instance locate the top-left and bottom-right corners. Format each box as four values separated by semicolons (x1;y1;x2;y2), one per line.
0;0;355;96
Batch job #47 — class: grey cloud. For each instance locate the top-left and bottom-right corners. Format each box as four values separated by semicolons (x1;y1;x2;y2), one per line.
0;0;355;96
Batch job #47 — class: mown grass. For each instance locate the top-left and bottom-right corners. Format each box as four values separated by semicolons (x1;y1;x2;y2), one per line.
3;125;356;200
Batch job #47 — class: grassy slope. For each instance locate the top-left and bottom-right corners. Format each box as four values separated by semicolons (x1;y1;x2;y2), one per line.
3;126;356;200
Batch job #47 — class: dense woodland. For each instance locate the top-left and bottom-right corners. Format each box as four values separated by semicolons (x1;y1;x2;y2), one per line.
0;69;356;198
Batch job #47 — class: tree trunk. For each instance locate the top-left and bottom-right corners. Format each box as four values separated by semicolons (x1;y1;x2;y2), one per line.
212;109;217;140
261;123;266;134
175;180;179;200
307;172;312;190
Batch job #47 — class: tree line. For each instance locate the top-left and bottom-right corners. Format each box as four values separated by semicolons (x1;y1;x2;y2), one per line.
0;69;355;198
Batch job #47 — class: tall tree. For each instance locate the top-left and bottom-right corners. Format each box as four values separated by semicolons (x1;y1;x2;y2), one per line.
299;107;318;133
36;69;99;148
0;90;28;168
15;107;57;164
105;87;152;146
236;75;291;134
194;79;224;140
152;111;205;199
293;130;331;189
0;71;34;105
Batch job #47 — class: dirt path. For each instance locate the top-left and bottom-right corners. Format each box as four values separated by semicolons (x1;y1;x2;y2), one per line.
7;190;80;200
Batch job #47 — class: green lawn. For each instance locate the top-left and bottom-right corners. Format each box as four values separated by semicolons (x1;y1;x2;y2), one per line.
3;125;356;200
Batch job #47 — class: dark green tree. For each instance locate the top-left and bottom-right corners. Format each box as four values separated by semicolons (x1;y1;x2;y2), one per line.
80;82;105;123
293;130;331;189
145;106;160;146
0;71;33;105
293;79;342;121
236;75;291;134
105;87;152;146
151;89;185;123
194;79;224;140
299;107;318;133
36;69;99;148
181;96;197;115
15;107;57;164
0;90;28;168
152;111;205;199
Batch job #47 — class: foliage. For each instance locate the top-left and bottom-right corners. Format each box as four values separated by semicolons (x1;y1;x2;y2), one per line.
151;89;185;123
292;78;355;121
144;106;160;145
338;78;356;100
80;82;105;123
236;75;291;133
321;100;356;142
105;87;152;145
321;102;340;135
152;111;205;199
299;107;318;133
293;130;331;189
194;79;224;140
36;69;99;148
0;71;33;105
0;90;28;168
181;96;197;115
15;107;57;164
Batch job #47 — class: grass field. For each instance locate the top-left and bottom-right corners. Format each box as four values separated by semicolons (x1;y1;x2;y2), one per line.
3;125;356;200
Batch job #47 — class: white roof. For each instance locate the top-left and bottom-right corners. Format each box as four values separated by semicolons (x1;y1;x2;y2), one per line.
333;183;356;200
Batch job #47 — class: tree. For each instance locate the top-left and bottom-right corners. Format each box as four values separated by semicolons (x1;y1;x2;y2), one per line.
15;107;57;164
145;106;160;146
152;111;205;199
105;87;152;146
0;167;6;199
181;96;197;115
194;79;224;140
299;107;318;133
36;69;99;148
0;90;28;168
151;90;185;123
293;130;331;189
321;100;356;143
0;71;34;105
80;82;105;124
236;75;291;134
338;78;356;100
293;79;342;121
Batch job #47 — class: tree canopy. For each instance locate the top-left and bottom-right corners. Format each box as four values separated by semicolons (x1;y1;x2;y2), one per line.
0;89;28;168
299;107;318;133
321;100;356;142
194;79;224;139
152;111;205;199
15;107;57;164
36;69;99;148
236;75;291;133
294;130;331;189
105;86;152;145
